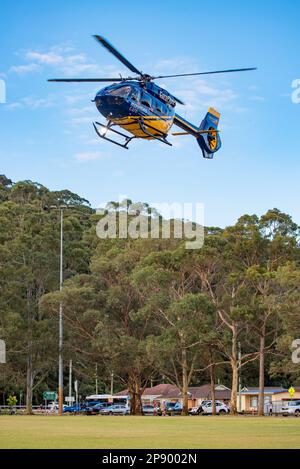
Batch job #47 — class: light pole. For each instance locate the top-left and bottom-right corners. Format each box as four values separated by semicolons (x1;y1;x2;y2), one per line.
58;207;64;416
44;204;74;416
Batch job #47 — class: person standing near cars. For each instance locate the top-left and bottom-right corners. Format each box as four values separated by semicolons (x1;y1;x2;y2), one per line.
161;400;166;416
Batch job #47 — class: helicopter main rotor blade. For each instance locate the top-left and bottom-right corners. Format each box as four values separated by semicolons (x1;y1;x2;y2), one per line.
93;35;143;76
48;78;126;83
152;67;257;79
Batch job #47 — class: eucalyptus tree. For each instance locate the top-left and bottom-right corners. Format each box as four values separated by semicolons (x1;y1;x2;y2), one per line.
132;245;216;414
0;179;92;413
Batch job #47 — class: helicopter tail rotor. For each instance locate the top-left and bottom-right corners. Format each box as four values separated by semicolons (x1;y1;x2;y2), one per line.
196;108;221;158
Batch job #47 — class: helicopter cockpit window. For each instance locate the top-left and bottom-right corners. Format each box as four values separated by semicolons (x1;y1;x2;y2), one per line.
141;93;152;109
108;86;131;97
131;89;140;102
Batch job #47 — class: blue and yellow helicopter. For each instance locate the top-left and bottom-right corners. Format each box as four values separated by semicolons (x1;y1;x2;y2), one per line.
49;35;256;158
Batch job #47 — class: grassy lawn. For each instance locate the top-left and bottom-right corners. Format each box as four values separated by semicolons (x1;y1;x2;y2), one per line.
0;415;300;449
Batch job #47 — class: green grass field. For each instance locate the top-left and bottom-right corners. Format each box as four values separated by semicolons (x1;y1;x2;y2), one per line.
1;415;300;449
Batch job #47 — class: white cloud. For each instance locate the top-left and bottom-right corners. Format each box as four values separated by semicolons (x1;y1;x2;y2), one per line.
74;151;105;162
5;95;56;110
25;51;64;65
65;94;87;105
147;56;241;117
10;44;111;78
70;116;97;125
66;104;99;126
66;105;94;116
5;102;22;110
248;95;266;102
9;63;41;75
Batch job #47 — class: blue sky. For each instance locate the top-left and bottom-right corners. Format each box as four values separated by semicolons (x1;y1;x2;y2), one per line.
0;0;299;227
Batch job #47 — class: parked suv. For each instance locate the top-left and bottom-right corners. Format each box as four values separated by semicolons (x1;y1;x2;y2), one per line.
165;402;182;415
282;400;300;416
201;400;230;415
188;400;212;415
84;402;112;415
142;405;162;416
100;404;129;415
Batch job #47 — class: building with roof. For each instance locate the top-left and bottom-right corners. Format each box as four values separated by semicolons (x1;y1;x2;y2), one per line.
239;386;300;413
240;387;286;413
115;383;231;408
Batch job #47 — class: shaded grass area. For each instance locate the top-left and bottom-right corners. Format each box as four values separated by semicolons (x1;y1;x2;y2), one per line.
0;415;300;449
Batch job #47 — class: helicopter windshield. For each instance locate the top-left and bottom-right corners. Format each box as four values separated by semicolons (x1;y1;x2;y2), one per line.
108;86;131;97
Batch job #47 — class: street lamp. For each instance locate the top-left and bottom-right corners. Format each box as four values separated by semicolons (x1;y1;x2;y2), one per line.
44;204;74;415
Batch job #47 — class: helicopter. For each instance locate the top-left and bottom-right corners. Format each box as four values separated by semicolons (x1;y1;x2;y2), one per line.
48;35;256;158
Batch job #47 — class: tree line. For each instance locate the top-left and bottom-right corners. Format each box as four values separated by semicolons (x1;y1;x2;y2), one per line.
0;175;300;415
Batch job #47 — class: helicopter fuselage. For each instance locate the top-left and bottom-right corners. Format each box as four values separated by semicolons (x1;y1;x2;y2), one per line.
94;81;175;138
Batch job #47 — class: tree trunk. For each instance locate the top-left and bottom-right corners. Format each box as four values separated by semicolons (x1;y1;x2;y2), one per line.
128;372;143;415
182;347;189;415
230;325;238;414
26;346;33;415
258;323;266;416
210;361;216;416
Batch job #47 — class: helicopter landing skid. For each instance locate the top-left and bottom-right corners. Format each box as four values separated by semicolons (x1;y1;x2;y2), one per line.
93;121;135;149
93;119;172;149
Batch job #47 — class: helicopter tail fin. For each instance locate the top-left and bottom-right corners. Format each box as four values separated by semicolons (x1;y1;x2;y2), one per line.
196;108;221;159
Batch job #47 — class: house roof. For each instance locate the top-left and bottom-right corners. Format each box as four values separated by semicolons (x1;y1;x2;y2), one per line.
115;384;180;398
186;384;231;400
241;387;287;395
115;383;231;400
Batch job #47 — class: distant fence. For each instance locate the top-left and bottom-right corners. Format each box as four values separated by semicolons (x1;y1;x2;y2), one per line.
0;405;58;415
248;401;285;415
271;401;285;415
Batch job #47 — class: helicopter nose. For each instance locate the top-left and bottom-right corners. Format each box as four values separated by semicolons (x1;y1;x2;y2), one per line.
94;90;126;115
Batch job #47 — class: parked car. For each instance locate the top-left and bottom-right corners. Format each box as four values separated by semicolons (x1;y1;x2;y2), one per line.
165;402;182;415
48;402;67;413
63;404;83;414
142;405;162;416
201;400;230;415
84;402;112;415
282;400;300;416
189;405;203;415
84;402;104;415
100;404;129;415
84;400;101;408
188;400;211;415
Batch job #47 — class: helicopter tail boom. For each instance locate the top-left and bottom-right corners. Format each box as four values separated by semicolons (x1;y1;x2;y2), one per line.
173;108;221;159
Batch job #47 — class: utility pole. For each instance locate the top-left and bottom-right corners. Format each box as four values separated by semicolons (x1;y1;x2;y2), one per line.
238;341;242;413
74;380;78;407
95;363;98;395
110;372;114;397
